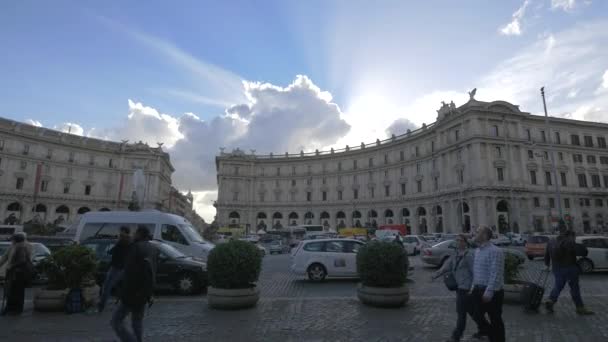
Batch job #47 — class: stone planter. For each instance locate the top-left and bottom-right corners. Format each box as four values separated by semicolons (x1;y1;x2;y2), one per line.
503;281;532;304
207;286;259;310
357;283;409;308
33;288;69;312
81;284;100;308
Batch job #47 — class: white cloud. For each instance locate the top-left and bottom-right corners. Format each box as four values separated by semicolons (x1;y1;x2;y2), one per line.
500;0;529;36
551;0;578;11
602;70;608;89
385;118;417;137
191;190;218;222
26;119;42;127
54;123;84;136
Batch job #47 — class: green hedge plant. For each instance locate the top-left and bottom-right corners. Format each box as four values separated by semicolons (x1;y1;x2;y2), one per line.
207;240;262;289
38;245;97;290
504;253;521;284
357;241;408;288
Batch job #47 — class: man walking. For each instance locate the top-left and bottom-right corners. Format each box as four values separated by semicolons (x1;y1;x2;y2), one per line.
98;226;131;312
544;227;594;315
0;233;33;315
471;226;505;342
111;226;157;342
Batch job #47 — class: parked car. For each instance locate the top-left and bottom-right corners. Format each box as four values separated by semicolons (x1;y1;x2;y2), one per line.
525;235;554;260
291;238;365;281
403;235;431;255
576;236;608;273
82;238;207;295
0;241;51;284
491;234;512;246
438;233;459;242
27;236;76;253
421;239;526;267
255;243;267;256
505;233;525;246
268;240;289;254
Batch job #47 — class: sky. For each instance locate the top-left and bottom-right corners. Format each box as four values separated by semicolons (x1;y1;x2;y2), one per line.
1;0;608;222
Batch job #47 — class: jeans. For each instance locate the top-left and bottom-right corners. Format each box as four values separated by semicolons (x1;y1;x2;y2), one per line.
100;267;124;309
111;302;144;342
452;290;473;340
472;287;505;342
549;266;584;307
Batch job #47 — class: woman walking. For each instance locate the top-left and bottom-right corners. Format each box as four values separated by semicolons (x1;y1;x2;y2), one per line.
0;233;33;315
433;234;487;342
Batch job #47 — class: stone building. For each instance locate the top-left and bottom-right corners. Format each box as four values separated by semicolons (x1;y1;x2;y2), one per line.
215;95;608;235
0;117;176;226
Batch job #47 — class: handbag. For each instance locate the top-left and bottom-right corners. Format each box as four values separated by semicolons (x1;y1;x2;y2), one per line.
443;253;464;291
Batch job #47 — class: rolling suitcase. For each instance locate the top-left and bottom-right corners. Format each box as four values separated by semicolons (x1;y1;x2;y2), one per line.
521;269;550;312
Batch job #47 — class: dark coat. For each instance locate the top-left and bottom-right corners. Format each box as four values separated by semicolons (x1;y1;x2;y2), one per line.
120;240;158;308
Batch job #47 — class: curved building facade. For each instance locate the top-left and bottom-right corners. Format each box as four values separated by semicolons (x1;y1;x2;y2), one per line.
215;97;608;235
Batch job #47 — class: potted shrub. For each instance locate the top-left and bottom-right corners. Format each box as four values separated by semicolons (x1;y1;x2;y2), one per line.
357;241;409;308
207;240;263;309
35;245;98;312
502;253;529;303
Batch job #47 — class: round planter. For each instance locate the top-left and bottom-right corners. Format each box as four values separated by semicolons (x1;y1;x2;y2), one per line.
357;283;409;308
81;284;100;308
207;286;259;310
33;288;69;312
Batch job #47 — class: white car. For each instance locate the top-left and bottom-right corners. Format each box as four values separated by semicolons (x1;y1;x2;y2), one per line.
291;238;364;281
403;235;431;255
491;234;512;246
576;236;608;273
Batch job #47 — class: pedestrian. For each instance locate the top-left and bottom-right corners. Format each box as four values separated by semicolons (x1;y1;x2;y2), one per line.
111;225;158;342
98;226;132;312
433;234;488;342
471;226;505;342
0;233;33;315
544;227;594;315
393;234;404;248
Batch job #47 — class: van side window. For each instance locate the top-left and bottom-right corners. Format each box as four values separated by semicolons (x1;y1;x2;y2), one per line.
303;242;324;252
161;224;188;245
344;241;362;253
325;241;345;253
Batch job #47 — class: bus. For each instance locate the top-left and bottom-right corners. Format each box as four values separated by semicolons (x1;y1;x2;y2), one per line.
297;225;324;238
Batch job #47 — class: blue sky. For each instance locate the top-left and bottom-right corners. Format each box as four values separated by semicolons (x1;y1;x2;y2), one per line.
1;0;607;221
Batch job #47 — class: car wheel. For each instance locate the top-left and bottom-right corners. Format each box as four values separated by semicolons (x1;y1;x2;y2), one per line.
578;259;594;274
307;263;327;282
176;273;200;295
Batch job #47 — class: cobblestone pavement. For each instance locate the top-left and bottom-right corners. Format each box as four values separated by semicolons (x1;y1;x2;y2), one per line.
1;253;607;342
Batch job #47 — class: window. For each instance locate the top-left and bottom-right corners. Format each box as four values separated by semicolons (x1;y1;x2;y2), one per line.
353;189;359;199
369;158;374;167
338;162;342;171
306;178;312;185
495;146;502;158
533;198;540;207
368;171;373;180
274;192;280;201
89;155;95;165
555;132;561;144
307;165;312;174
385;186;390;197
415;146;420;157
292;166;296;176
353;175;358;183
595;199;603;207
307;192;312;201
431;141;435;152
458;170;464;184
0;139;3;150
233;192;239;201
497;168;504;182
530;170;537;185
560;172;567;186
571;134;580;145
600;156;608;164
233;166;239;175
344;241;363;253
598;137;607;148
564;198;570;209
492;125;499;136
276;167;280;176
325;241;345;253
161;224;188;245
322;177;327;185
416;163;421;174
528;150;534;159
432;159;436;170
578;174;588;188
109;159;114;168
592;174;601;188
303;242;324;252
40;180;48;192
260;167;265;176
67;168;73;177
580;198;591;207
20;160;27;170
384;170;389;178
290;192;295;201
384;154;388;164
259;193;265;202
587;155;597;164
457;150;462;161
353;160;358;170
573;154;583;163
338;176;342;184
338;191;343;200
400;167;404;176
63;183;70;194
69;151;75;163
417;180;422;193
526;129;531;141
370;187;375;198
604;175;608;188
433;177;439;190
584;136;593;147
23;144;30;155
558;152;564;161
544;151;549;160
322;191;327;201
46;148;52;159
16;178;24;190
549;198;555;208
401;183;406;195
455;130;460;141
545;171;552;186
85;185;92;196
541;130;546;142
400;151;404;161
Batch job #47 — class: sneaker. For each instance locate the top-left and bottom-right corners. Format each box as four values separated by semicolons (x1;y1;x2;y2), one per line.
545;301;555;313
576;306;594;315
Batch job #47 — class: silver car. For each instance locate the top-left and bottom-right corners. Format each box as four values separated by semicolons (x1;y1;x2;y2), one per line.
421;240;526;267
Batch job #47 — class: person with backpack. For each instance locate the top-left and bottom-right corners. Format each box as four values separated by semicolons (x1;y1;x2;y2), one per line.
111;226;158;342
98;226;132;312
544;227;594;315
433;234;488;342
0;233;33;315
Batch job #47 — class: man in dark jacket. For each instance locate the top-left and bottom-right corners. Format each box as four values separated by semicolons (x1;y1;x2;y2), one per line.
98;226;131;312
544;227;593;315
111;226;158;342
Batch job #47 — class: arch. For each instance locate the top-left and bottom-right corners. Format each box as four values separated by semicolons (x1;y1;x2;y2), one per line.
336;211;346;219
34;204;47;212
433;205;442;215
288;212;299;219
368;210;378;218
55;205;70;214
320;211;330;219
7;202;21;212
417;207;426;216
99;207;111;212
229;211;240;219
496;200;509;212
402;208;410;217
352;211;362;218
77;207;90;214
384;209;394;217
272;212;283;219
257;212;267;219
496;200;510;234
354;220;362;228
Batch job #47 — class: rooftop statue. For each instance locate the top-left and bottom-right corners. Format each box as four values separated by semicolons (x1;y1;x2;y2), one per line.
468;88;477;100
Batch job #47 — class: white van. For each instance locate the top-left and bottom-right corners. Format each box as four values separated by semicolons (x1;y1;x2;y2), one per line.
70;211;214;260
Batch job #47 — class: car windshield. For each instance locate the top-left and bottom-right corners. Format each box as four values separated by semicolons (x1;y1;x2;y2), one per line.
178;224;210;244
33;243;51;257
156;242;186;259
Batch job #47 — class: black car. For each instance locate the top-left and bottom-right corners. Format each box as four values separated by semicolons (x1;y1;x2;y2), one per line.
81;238;207;295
